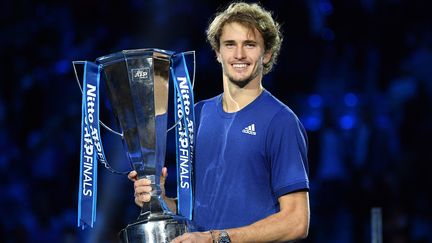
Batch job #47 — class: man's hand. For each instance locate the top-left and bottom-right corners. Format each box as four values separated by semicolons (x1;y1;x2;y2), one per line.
128;167;168;207
171;232;213;243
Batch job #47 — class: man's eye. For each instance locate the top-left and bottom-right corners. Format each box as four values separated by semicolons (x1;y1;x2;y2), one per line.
245;43;256;48
225;43;235;48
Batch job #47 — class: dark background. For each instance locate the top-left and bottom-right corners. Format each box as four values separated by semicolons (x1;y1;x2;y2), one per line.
1;0;431;242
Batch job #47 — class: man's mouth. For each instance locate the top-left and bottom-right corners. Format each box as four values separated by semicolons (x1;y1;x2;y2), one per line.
232;63;248;69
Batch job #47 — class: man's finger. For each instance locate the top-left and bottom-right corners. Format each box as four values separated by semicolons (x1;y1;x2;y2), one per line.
135;196;145;207
134;179;152;191
128;170;137;181
161;167;168;185
140;193;151;203
162;167;168;178
135;186;152;194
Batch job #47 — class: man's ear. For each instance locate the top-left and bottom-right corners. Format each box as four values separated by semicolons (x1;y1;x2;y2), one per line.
216;52;221;63
263;51;272;64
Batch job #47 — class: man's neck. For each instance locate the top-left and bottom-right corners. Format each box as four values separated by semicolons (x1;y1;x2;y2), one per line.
222;78;264;113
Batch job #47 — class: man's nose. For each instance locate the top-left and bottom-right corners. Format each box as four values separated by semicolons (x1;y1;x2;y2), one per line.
234;46;246;59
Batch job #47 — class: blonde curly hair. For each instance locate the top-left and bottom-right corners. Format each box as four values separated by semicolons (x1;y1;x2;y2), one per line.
206;2;283;74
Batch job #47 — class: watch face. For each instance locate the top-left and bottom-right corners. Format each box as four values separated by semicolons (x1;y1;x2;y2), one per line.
219;231;231;243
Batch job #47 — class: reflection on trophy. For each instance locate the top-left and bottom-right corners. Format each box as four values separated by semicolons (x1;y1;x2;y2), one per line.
75;48;195;242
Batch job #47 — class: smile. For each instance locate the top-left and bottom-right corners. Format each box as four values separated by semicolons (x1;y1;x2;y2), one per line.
232;63;248;69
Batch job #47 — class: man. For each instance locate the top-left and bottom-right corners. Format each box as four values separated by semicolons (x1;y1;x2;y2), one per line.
129;2;310;242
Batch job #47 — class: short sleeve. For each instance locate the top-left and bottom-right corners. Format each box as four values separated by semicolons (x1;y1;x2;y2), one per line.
266;107;309;198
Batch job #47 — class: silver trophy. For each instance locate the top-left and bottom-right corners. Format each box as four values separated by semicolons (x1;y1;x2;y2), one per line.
91;48;193;242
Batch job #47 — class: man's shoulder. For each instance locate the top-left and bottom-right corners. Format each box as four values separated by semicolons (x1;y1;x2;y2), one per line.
194;94;221;115
260;90;298;118
195;94;221;106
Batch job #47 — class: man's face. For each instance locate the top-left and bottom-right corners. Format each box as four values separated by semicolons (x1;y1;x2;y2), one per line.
217;22;271;88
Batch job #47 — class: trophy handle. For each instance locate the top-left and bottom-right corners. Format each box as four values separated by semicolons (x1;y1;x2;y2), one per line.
167;51;196;133
73;60;130;175
73;61;123;138
181;51;196;89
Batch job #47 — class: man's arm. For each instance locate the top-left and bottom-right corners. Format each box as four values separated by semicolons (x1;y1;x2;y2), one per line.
172;191;310;243
226;191;309;242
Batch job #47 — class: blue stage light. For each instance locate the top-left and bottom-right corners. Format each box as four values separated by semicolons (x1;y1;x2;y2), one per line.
344;93;358;107
308;94;323;108
339;114;356;130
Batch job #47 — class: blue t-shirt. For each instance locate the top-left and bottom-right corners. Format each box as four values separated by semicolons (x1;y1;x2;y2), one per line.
191;90;309;231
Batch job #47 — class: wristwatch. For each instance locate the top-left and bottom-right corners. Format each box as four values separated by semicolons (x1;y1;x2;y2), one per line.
218;230;231;243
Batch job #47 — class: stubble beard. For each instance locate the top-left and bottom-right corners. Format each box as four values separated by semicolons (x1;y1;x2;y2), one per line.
224;64;262;88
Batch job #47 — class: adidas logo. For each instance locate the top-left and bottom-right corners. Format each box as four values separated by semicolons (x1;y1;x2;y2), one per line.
242;123;256;135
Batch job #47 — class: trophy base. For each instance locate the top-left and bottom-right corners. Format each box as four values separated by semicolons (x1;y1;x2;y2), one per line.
119;214;188;243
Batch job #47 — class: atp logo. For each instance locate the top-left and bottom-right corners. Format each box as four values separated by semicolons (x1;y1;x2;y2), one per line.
132;68;150;80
